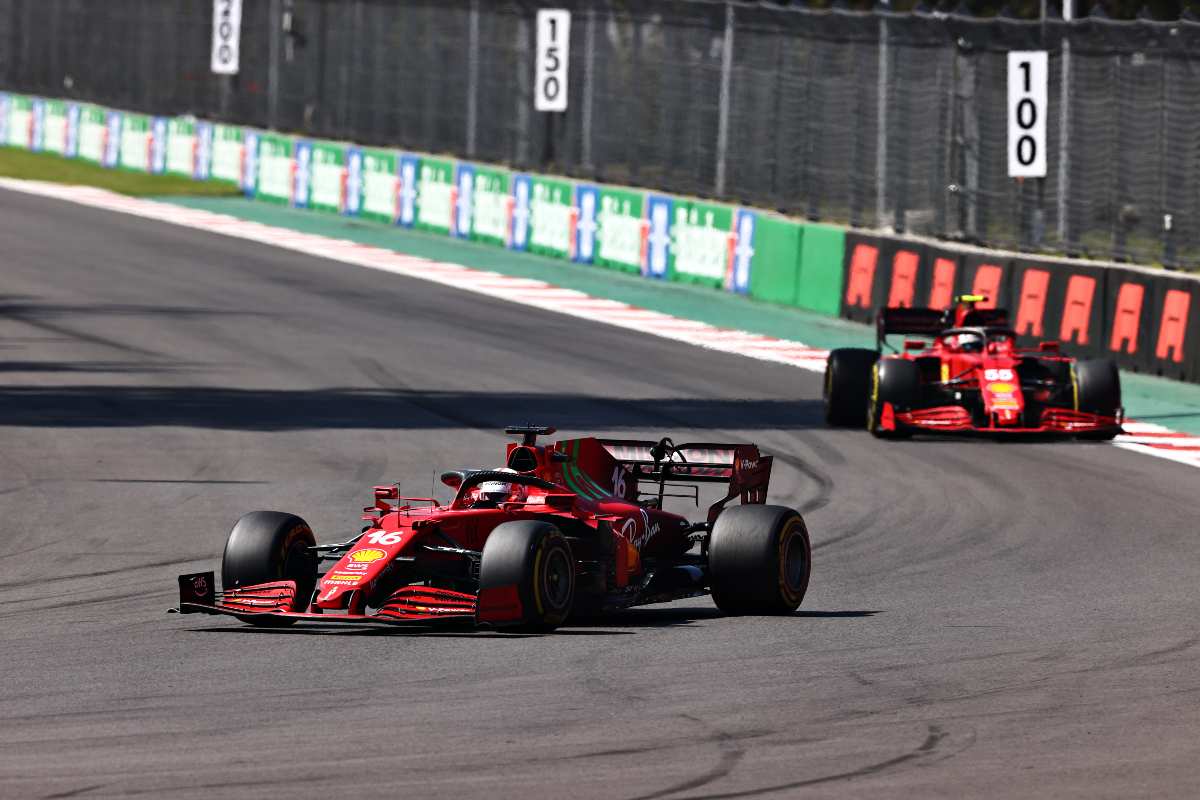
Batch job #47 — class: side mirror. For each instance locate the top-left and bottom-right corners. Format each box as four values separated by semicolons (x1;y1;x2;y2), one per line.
904;339;926;351
1039;341;1060;352
439;471;464;489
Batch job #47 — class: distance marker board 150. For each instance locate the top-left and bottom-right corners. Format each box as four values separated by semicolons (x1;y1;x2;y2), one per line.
535;10;570;112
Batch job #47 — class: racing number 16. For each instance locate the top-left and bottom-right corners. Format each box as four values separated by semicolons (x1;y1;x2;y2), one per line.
535;10;571;112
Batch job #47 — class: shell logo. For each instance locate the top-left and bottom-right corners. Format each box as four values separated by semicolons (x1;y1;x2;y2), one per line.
349;548;387;564
987;382;1014;394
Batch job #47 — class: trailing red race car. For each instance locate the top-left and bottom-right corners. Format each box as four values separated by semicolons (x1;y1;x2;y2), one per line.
173;427;812;631
823;295;1124;439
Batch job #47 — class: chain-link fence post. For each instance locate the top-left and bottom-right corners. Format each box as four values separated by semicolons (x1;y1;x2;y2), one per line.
1056;4;1073;250
1159;58;1175;268
876;6;890;229
267;0;281;130
515;12;531;166
581;5;595;172
714;2;733;197
466;0;479;157
850;33;868;228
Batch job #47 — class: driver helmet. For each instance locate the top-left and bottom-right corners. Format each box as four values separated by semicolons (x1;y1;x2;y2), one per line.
956;332;982;352
477;467;522;505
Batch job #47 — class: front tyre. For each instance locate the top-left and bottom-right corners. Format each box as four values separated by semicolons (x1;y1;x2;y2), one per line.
824;348;878;427
221;511;318;626
478;521;575;632
868;359;919;439
1074;358;1122;440
708;505;811;615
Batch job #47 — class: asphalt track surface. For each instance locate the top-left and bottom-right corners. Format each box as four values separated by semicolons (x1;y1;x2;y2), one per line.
2;187;1199;799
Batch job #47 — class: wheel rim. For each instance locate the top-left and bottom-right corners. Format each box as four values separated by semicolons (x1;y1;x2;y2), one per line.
540;546;572;611
781;530;807;593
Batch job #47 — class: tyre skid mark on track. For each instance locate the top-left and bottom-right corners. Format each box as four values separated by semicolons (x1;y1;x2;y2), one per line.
625;717;746;800
668;725;951;799
0;555;209;592
0;588;169;620
2;178;1196;471
40;782;107;799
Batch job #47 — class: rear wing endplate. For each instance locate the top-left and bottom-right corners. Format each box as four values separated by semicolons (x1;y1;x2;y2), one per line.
600;439;772;525
876;307;946;347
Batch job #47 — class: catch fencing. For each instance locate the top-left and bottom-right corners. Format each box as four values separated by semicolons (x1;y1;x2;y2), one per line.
2;0;1200;268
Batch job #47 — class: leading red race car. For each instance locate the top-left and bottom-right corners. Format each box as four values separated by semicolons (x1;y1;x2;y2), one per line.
173;427;812;631
823;295;1123;439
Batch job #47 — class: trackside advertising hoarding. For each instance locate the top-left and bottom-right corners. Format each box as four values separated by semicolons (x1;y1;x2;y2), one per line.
165;118;197;177
29;98;45;151
102;110;122;168
0;93;9;144
470;165;512;247
309;141;347;213
574;183;599;264
210;124;244;184
528;176;574;259
453;162;474;238
509;174;532;251
670;200;735;290
291;139;312;208
359;148;400;224
255;133;293;203
415;157;454;234
151;117;169;174
838;233;1200;382
41;100;69;155
118;113;153;172
398;154;419;228
5;94;32;148
595;187;646;274
76;105;106;164
194;122;214;180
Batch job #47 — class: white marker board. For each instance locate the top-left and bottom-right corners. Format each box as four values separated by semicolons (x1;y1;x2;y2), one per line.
1008;51;1048;178
535;10;571;112
211;0;242;75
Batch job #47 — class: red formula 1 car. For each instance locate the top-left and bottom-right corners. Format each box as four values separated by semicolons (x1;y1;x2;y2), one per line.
173;427;811;631
823;295;1123;439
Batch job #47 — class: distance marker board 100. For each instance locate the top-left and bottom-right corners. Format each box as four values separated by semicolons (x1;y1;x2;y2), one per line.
1008;51;1048;178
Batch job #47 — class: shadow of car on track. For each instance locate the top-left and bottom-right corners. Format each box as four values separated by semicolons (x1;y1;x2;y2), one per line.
184;608;881;638
0;386;825;432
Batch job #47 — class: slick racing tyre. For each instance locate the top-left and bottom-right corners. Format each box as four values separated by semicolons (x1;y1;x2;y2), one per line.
222;511;318;626
868;358;919;439
1074;358;1122;441
824;348;878;427
478;521;575;632
708;505;811;615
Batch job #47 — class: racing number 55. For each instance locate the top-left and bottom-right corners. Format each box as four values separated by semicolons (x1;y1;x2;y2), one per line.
534;10;571;112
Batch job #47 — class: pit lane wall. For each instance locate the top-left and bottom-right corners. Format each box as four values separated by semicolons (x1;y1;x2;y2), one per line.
2;90;1196;384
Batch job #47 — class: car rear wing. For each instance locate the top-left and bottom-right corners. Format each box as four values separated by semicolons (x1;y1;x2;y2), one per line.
876;307;947;347
600;438;772;525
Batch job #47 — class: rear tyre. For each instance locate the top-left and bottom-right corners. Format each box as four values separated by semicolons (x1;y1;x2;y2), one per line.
824;348;879;427
478;521;575;632
1075;358;1122;440
221;511;318;627
708;505;811;615
868;359;919;439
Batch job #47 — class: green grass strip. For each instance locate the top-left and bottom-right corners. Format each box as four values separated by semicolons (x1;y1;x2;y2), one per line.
0;147;240;198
